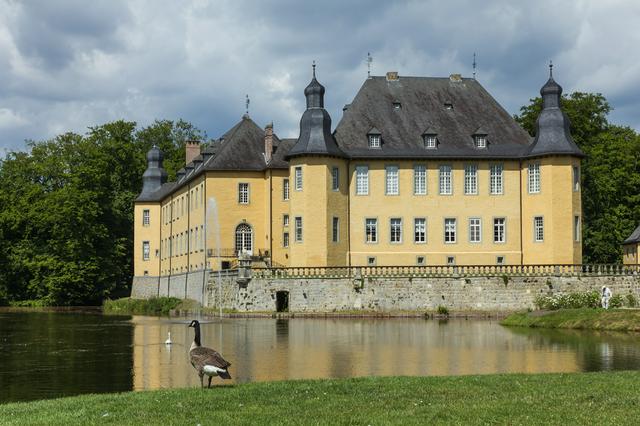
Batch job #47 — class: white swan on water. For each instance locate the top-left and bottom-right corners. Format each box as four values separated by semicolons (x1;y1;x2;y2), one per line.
165;332;172;345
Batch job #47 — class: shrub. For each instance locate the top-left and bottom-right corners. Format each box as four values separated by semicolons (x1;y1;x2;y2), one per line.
626;294;638;308
437;305;449;316
103;297;183;316
534;291;600;310
609;294;624;309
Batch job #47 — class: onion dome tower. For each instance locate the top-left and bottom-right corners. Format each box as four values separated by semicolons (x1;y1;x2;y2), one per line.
140;145;168;197
287;63;346;159
525;63;584;158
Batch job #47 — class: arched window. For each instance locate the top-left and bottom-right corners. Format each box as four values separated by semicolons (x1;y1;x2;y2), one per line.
235;223;253;255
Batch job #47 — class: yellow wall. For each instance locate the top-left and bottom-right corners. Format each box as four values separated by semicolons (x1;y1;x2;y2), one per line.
134;203;161;277
349;160;522;266
134;155;583;275
521;157;582;264
623;243;639;265
288;157;349;267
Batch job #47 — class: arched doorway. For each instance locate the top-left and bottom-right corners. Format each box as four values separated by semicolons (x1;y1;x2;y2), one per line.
235;223;253;255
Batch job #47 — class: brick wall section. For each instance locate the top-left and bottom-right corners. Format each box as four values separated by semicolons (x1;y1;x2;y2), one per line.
132;273;640;312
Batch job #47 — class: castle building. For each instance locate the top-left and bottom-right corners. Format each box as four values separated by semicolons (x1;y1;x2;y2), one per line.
622;225;640;265
133;66;583;278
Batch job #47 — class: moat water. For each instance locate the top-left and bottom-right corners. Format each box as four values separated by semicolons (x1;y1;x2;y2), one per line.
1;308;640;403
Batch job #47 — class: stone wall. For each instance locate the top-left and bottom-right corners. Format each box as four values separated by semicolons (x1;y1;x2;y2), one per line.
131;270;210;305
132;271;640;313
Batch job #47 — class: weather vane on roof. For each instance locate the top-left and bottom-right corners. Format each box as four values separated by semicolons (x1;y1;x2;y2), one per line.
367;52;373;78
245;94;250;115
312;60;316;78
472;52;477;80
549;60;553;78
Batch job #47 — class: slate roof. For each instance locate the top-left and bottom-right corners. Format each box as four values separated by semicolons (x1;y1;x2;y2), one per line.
333;76;533;159
623;224;640;245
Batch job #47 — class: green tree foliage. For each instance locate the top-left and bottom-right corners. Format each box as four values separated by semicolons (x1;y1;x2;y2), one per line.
515;93;640;263
0;119;205;305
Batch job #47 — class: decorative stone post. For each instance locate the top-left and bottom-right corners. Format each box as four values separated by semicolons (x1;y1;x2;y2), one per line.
237;253;252;287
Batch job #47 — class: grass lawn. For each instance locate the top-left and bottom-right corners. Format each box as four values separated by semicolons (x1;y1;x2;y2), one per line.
501;308;640;331
2;372;640;425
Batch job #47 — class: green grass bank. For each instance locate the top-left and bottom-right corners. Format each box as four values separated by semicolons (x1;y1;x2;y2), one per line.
2;373;640;425
102;297;199;316
501;308;640;331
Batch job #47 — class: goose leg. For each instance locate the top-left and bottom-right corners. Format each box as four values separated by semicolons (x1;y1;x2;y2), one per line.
208;376;213;388
199;373;204;389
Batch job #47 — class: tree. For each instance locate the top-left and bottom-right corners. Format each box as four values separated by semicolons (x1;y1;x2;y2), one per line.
515;92;640;263
0;119;206;305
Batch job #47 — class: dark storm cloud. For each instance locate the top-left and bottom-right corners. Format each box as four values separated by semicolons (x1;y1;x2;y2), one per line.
0;0;639;152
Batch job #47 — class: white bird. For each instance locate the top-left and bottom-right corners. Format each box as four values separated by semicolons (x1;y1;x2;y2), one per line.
165;332;172;345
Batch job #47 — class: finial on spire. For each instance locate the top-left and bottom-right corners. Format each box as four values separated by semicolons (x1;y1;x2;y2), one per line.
472;52;477;80
367;52;373;78
312;60;316;78
245;94;250;115
549;60;553;78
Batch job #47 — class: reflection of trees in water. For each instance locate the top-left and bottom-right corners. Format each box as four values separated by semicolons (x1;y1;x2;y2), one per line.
506;326;640;372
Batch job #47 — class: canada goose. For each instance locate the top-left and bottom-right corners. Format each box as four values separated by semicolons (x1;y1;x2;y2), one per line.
165;332;172;345
188;320;231;388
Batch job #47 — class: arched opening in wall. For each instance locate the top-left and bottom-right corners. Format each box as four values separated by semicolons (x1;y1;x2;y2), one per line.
275;291;289;312
235;223;253;255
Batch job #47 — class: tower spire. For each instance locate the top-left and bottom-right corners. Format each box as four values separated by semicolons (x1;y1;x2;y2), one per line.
549;60;553;78
312;60;316;78
472;52;477;79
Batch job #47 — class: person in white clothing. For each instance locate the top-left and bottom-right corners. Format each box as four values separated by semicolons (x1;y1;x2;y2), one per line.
601;286;612;309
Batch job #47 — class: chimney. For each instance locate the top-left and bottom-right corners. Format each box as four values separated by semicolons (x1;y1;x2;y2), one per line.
386;71;399;81
264;123;273;164
185;140;200;165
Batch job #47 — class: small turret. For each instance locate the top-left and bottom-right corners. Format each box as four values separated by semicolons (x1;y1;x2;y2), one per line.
525;63;584;158
140;145;168;196
287;63;345;159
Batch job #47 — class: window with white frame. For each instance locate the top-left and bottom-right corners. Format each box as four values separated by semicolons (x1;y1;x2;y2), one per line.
332;217;339;242
490;164;504;195
574;215;580;242
414;218;426;243
469;218;481;243
295;217;303;242
142;241;150;261
414;165;426;195
238;183;249;204
464;164;478;194
386;166;399;195
496;256;505;265
573;166;580;191
390;218;402;243
444;218;456;243
283;232;289;248
283;214;289;227
143;209;150;226
493;218;506;243
534;216;544;242
439;165;452;195
367;256;377;266
474;135;487;148
295;167;303;191
368;134;381;148
332;167;339;191
447;256;455;265
424;134;437;149
416;256;426;265
356;166;369;195
528;163;540;193
365;218;377;243
283;178;290;200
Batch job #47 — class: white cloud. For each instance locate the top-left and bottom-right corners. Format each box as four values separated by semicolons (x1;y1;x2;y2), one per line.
0;0;639;150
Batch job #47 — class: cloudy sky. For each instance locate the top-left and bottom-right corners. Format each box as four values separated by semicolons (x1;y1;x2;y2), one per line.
1;0;639;151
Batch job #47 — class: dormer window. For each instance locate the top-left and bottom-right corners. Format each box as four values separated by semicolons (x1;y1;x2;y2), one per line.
424;134;437;149
393;102;402;110
474;135;487;148
367;128;382;149
444;102;453;110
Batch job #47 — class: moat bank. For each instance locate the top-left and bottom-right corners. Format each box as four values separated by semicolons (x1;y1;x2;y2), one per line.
132;267;640;313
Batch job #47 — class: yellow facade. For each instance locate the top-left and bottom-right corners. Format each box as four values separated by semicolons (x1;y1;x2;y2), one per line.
134;155;582;276
623;244;640;265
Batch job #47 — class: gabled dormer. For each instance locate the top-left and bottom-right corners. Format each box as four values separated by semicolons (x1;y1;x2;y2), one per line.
472;126;488;149
422;126;438;149
367;127;382;149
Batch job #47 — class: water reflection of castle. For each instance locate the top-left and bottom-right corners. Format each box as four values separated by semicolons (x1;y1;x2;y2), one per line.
130;318;623;391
